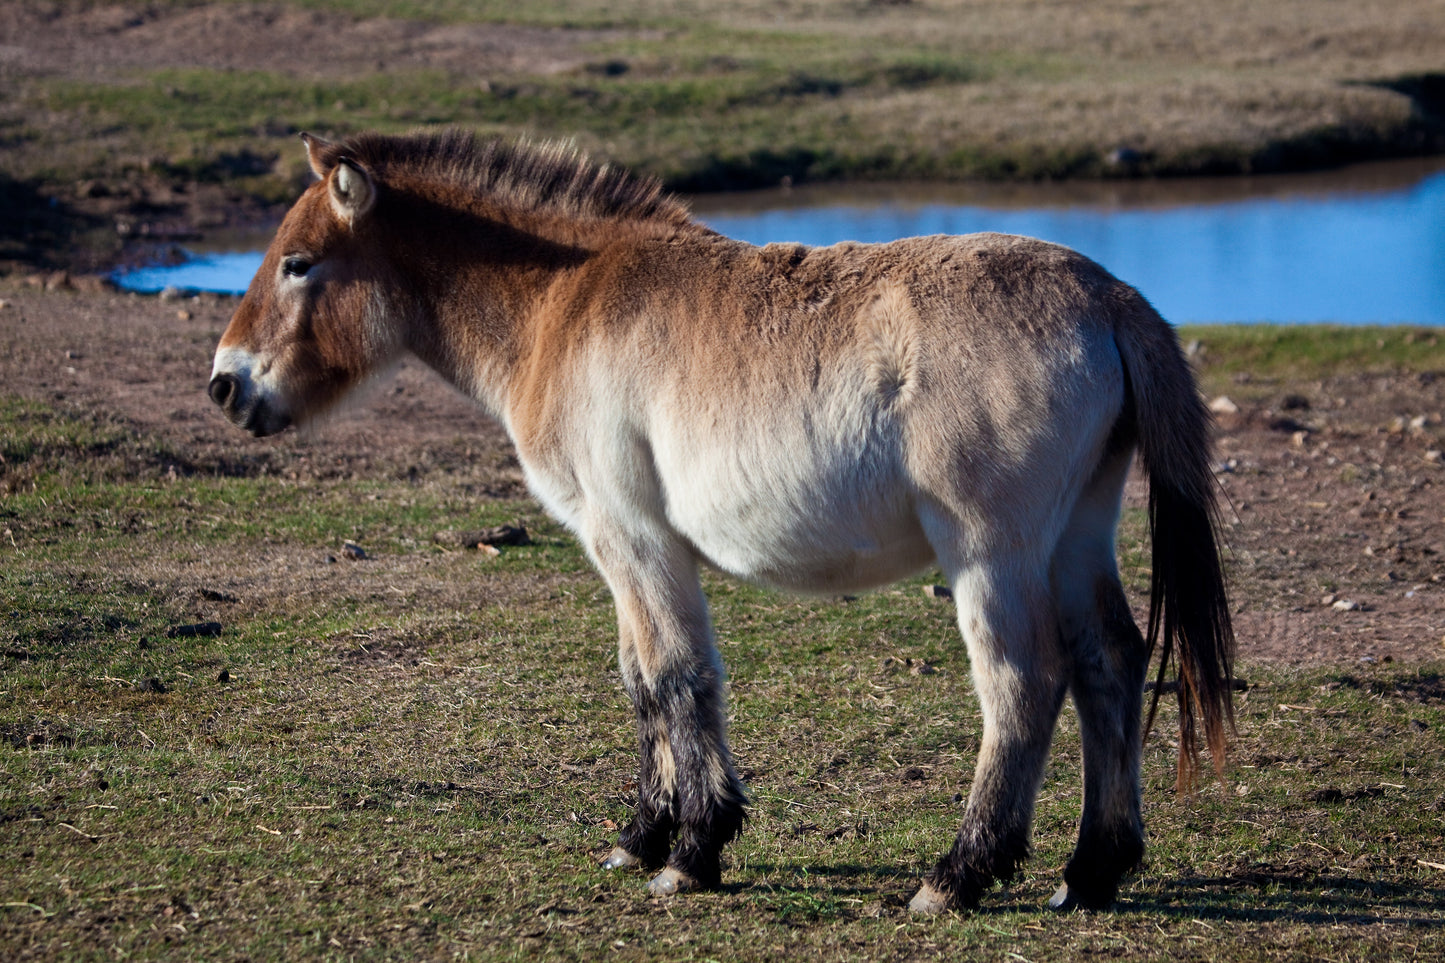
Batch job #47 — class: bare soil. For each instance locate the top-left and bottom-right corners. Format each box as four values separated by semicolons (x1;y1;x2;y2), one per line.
2;285;1442;668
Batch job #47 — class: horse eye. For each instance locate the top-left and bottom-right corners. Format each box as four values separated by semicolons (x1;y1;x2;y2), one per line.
282;257;312;278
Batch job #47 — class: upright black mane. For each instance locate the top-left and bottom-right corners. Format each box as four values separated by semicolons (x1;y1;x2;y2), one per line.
313;128;693;226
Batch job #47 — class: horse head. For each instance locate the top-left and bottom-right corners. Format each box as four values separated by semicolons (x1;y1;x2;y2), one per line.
209;134;402;436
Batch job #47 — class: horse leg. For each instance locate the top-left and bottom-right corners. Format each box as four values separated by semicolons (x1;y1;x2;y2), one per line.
910;553;1069;913
589;525;748;894
599;617;677;873
1049;452;1148;910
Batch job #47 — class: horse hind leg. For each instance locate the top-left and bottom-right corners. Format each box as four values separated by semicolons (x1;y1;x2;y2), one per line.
1048;450;1149;910
911;548;1070;913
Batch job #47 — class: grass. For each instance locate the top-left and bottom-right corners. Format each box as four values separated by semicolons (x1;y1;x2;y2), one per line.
1183;325;1445;395
3;326;1445;959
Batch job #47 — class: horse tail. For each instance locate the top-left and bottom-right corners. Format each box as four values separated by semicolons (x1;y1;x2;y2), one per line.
1111;289;1235;791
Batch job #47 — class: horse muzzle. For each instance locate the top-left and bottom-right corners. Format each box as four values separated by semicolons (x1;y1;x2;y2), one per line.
208;371;293;437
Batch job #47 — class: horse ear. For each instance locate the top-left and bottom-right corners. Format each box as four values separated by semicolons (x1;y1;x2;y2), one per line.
329;158;376;226
301;132;337;178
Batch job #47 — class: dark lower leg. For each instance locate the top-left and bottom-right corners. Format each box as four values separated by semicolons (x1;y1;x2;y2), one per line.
612;664;748;889
923;715;1061;907
1059;578;1149;909
656;667;748;889
612;718;677;870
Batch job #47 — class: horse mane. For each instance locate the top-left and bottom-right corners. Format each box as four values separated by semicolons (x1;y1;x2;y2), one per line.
313;128;694;228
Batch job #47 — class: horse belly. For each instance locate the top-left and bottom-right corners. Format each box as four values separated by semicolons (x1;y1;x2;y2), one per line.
659;446;935;595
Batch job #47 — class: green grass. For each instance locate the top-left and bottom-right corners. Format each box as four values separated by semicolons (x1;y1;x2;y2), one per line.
1181;325;1445;397
29;44;1026;194
3;321;1445;959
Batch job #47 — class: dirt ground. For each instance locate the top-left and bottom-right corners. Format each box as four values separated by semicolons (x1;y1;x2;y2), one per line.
1;285;1442;668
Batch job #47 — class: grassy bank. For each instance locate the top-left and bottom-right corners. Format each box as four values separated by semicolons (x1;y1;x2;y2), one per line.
2;322;1444;960
5;0;1445;270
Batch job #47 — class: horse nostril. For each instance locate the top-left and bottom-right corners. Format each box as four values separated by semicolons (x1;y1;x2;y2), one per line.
209;373;238;409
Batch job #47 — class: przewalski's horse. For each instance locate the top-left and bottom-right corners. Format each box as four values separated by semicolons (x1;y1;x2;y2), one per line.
210;129;1234;913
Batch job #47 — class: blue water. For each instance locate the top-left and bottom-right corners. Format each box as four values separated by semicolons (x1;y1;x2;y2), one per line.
119;251;265;297
115;162;1445;325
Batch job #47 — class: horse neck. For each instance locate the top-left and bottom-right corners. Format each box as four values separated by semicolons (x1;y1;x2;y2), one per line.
386;198;658;420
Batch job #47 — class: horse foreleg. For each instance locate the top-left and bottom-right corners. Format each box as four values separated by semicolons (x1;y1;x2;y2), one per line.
911;562;1068;913
590;527;748;895
600;618;677;873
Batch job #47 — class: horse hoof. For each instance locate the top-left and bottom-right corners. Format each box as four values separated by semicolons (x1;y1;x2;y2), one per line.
907;882;952;915
1047;884;1078;911
601;847;642;871
1047;882;1113;912
646;867;700;897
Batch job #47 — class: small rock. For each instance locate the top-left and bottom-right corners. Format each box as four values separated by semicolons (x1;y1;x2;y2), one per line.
922;584;953;600
1425;450;1442;463
177;309;192;321
1321;593;1338;605
1208;396;1239;415
341;540;367;560
1331;599;1360;612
